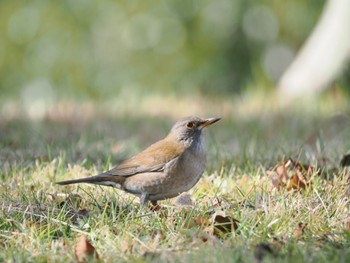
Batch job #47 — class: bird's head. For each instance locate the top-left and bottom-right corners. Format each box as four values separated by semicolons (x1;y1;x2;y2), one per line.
169;116;220;146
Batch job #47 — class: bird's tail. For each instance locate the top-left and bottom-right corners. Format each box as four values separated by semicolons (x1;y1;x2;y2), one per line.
56;176;100;185
56;174;122;186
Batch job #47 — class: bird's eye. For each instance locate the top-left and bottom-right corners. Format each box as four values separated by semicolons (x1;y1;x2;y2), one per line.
186;122;195;129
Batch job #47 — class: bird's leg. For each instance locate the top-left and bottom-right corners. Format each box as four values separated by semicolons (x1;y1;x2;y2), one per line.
140;194;160;211
140;193;149;206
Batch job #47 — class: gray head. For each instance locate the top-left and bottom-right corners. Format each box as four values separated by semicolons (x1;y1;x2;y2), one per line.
169;116;220;146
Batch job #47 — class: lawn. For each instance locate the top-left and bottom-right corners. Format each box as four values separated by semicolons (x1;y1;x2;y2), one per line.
1;94;350;262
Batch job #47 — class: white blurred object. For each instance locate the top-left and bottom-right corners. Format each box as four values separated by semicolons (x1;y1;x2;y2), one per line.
21;78;56;120
242;5;279;43
278;0;350;98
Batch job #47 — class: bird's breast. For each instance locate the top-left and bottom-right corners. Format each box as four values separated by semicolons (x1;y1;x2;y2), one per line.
169;143;206;192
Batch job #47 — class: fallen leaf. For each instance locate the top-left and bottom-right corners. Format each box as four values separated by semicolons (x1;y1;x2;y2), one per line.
292;222;307;239
340;154;350;167
269;159;319;191
213;215;239;236
269;171;282;190
276;163;289;184
74;235;99;263
286;174;306;191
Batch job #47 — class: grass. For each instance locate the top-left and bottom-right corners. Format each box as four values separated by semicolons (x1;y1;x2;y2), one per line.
1;93;350;262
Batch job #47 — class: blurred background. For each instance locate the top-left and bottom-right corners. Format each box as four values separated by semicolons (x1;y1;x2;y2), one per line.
0;0;349;183
1;0;349;113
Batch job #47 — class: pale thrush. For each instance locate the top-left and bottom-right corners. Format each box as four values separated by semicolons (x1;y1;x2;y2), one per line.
56;116;220;205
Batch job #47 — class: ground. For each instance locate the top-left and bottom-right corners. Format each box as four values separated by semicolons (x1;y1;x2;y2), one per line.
1;93;350;262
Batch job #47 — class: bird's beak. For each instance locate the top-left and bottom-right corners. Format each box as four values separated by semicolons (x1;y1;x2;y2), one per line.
199;117;221;129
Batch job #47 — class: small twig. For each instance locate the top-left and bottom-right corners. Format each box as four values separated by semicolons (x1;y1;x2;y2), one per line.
314;188;330;219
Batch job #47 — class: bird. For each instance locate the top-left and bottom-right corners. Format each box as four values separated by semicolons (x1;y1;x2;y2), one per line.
56;116;220;206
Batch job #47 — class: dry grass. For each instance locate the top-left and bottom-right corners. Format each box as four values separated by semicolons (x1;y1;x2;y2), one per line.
1;94;350;262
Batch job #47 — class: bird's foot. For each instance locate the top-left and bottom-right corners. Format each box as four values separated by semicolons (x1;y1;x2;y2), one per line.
149;205;161;212
149;200;161;211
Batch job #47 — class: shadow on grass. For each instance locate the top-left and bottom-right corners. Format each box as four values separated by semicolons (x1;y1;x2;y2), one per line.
1;110;349;174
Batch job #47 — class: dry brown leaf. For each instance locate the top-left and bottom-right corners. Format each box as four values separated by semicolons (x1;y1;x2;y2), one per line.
341;154;350;167
276;163;289;184
74;235;99;263
286;174;306;191
269;159;319;191
292;222;307;239
213;215;239;236
269;171;282;190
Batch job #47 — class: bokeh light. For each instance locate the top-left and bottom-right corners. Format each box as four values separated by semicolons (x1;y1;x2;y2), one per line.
1;0;343;105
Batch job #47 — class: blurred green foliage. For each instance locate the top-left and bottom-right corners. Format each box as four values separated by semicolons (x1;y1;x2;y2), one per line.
0;0;326;100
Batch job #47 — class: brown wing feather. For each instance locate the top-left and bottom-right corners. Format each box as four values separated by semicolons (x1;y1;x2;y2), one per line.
104;137;184;177
56;136;184;186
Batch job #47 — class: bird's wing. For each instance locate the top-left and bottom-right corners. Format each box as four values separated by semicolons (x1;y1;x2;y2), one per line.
102;138;184;177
